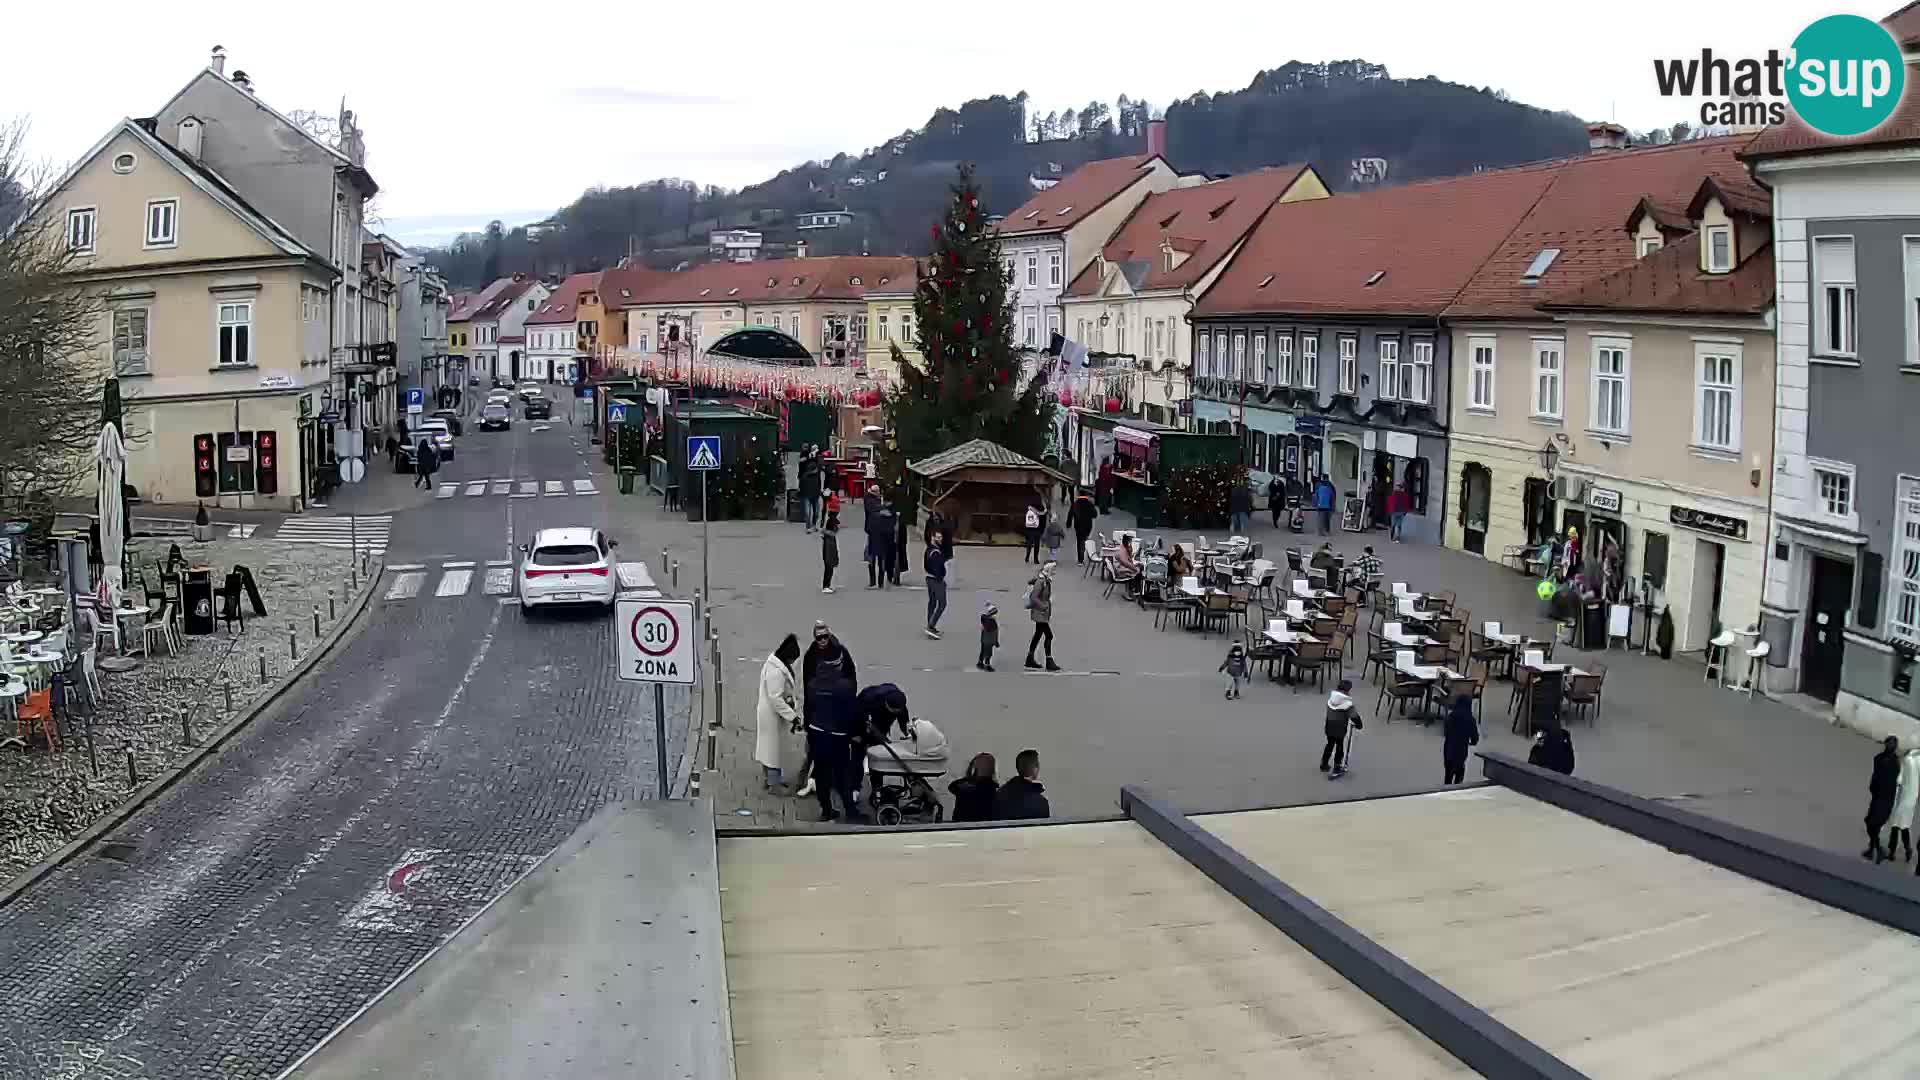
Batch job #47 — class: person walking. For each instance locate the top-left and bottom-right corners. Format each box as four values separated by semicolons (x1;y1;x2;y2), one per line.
866;495;895;589
1022;499;1044;564
891;493;911;586
923;531;949;639
995;749;1051;819
1313;475;1336;535
754;634;802;791
1042;514;1066;563
1267;475;1285;529
414;438;439;490
1070;489;1097;564
949;753;1000;822
820;518;840;594
1321;679;1359;777
1890;743;1920;862
1023;562;1059;671
798;445;823;533
1387;484;1412;543
1442;688;1479;785
1865;735;1901;862
1219;642;1249;700
1095;459;1115;513
1229;480;1253;534
977;602;999;672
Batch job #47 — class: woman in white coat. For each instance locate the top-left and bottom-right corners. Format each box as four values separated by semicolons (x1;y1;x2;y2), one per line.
755;634;803;790
1891;744;1920;863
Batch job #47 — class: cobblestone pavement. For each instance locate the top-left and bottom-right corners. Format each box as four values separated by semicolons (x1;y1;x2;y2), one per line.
0;423;689;1080
1;538;360;886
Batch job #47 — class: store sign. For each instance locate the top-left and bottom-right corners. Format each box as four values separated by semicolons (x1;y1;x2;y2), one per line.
1294;415;1326;435
1670;505;1749;542
1588;486;1623;513
224;446;252;462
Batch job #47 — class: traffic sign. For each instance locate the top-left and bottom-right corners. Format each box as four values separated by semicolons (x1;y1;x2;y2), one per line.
607;404;628;424
406;387;425;415
687;435;721;471
616;598;694;684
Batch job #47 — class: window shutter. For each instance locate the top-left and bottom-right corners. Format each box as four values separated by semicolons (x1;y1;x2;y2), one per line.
1859;549;1884;628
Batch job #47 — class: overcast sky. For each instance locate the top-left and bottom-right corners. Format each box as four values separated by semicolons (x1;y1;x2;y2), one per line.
6;0;1818;248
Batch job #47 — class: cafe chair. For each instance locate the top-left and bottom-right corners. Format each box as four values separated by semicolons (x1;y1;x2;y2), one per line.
220;573;246;634
1158;591;1198;632
1508;665;1540;731
1363;632;1396;686
1292;639;1336;693
1081;539;1101;578
1226;583;1254;633
1196;591;1233;636
1245;627;1285;681
142;603;177;658
1421;640;1451;667
1448;663;1489;723
14;686;57;751
1103;559;1140;599
1339;606;1360;659
1564;667;1608;725
1739;641;1769;697
1375;672;1429;721
1426;589;1457;614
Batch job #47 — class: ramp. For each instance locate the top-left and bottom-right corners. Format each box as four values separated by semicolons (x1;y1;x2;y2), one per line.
719;821;1468;1078
287;800;733;1080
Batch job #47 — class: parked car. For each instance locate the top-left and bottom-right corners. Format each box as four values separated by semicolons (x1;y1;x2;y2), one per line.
524;396;551;420
430;408;464;437
518;381;544;401
416;418;455;461
479;402;512;431
517;527;618;614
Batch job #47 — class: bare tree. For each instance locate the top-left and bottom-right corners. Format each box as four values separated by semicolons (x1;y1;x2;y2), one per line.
0;118;109;527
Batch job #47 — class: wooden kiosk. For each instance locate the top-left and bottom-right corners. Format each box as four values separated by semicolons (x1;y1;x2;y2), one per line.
908;439;1072;546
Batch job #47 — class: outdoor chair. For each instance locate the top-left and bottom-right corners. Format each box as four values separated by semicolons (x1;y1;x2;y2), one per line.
14;686;57;751
1291;640;1336;693
1158;594;1198;632
1418;641;1450;666
220;573;246;634
1225;583;1254;633
1375;674;1429;720
1081;539;1101;577
1103;559;1140;599
1362;632;1396;686
1425;589;1457;615
1245;627;1286;681
1196;591;1233;636
1339;606;1360;658
1564;671;1606;725
1508;665;1538;731
1285;548;1304;573
142;603;176;658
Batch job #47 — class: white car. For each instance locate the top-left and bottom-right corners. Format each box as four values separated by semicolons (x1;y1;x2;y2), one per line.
517;527;618;613
414;418;455;460
518;381;544;401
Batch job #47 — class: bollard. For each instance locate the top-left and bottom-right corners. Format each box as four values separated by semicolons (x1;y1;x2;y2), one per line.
671;560;680;590
222;678;234;714
289;626;298;661
126;749;138;788
693;590;703;626
329;589;336;621
661;548;669;581
181;709;194;746
85;717;98;777
312;605;321;639
258;646;268;684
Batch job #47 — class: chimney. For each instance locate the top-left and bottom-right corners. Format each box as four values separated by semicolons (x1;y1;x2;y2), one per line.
1146;118;1168;159
1586;121;1629;153
796;239;808;259
177;116;204;160
231;69;253;93
210;45;226;76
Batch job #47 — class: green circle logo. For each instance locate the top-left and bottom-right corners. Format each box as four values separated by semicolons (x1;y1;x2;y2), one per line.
1788;14;1905;137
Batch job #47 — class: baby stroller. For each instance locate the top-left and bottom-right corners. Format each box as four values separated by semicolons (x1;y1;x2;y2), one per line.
864;716;950;825
1286;496;1307;534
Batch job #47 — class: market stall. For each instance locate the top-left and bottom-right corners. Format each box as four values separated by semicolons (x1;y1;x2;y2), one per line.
1067;409;1238;527
908;439;1073;546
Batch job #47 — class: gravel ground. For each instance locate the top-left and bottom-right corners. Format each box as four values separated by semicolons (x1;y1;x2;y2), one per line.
0;536;365;887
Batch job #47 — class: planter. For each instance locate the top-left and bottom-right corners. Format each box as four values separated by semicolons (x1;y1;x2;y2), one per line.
191;523;215;543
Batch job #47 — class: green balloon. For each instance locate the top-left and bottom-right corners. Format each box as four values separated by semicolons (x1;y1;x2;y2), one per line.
1536;580;1555;600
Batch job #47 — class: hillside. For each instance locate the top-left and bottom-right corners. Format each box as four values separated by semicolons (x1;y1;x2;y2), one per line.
425;60;1588;288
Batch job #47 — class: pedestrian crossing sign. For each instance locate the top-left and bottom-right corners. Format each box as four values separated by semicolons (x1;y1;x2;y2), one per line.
687;435;721;471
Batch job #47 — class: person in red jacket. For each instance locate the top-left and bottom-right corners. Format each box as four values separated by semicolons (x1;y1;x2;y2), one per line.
1387;484;1412;543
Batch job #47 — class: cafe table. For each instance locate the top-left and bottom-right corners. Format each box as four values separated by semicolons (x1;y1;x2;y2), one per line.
114;605;151;656
1510;659;1595;732
3;630;44;648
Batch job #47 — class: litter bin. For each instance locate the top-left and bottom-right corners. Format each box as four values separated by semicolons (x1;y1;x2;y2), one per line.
1581;600;1606;650
182;568;215;636
785;490;805;523
618;468;636;495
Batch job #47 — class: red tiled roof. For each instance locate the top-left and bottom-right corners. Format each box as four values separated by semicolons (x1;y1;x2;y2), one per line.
1192;166;1561;318
1063;165;1317;298
1539;232;1774;316
993;155;1165;237
600;264;668;306
527;271;601;325
449;278;515;322
1625;197;1693;237
469;276;538;322
1746;8;1920;159
497;334;524;344
1444;135;1763;319
615;255;919;307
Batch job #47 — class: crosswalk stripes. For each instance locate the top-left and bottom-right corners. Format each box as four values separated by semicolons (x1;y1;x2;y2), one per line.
483;568;514;595
543;481;564;496
572;479;598;495
436;483;457;499
513;481;538;499
226;524;257;539
378;561;524;604
435;569;473;597
271;515;391;556
385;571;425;601
491;479;512;496
464;481;487;497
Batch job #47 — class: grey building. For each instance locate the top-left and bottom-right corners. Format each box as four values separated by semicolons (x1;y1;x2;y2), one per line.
1751;100;1920;737
397;251;451;405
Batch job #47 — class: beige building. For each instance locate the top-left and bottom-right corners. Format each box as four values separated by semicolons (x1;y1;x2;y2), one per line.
616;256;917;368
1445;175;1776;654
32;117;337;510
861;272;921;381
1059;165;1328;424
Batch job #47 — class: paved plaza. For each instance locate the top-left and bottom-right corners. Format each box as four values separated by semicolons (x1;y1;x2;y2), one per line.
688;496;1881;856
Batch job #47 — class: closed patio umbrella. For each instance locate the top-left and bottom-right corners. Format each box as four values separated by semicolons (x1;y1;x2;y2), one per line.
94;421;127;609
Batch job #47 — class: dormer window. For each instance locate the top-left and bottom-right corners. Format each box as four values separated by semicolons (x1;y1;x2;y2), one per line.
1364;270;1386;287
1705;226;1733;273
1520;248;1561;283
1207;200;1233;220
1258;274;1275;288
767;277;777;287
727;287;739;296
699;288;711;297
1637;236;1663;258
1023;209;1040;220
850;275;862;285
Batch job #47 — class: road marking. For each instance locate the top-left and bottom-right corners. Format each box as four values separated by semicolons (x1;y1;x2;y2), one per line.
442;560;476;568
385;572;425;601
517;480;538;495
486;559;512;567
464;481;486;497
498;596;522;606
572;479;597;495
226;524;257;539
543;480;564;496
384;563;426;573
483;568;514;595
490;479;512;495
533;424;551;432
435;569;472;597
435;484;456;499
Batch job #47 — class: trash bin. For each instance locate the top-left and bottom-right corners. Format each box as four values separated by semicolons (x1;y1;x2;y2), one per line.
1581;600;1606;650
785;491;805;523
618;468;636;495
182;568;215;636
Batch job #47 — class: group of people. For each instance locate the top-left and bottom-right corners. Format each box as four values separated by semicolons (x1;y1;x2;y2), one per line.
753;621;1050;823
1864;736;1920;870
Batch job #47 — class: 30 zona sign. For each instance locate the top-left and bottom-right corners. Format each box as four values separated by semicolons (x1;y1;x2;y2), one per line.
615;599;695;684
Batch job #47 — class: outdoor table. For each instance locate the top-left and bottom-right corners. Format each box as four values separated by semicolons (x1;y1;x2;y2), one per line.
4;630;44;647
1382;629;1438;648
1263;624;1322;683
1511;660;1594;733
0;677;23;745
114;605;151;656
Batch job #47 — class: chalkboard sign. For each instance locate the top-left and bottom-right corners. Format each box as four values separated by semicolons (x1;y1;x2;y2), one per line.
1643;531;1669;590
1340;496;1364;532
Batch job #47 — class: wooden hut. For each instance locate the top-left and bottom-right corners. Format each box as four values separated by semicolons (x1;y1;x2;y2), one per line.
909;440;1073;546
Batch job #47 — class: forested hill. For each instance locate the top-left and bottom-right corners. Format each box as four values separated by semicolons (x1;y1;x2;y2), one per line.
426;60;1589;288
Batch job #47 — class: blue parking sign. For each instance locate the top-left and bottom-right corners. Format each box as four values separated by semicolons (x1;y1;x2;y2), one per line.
687;435;721;471
405;387;425;413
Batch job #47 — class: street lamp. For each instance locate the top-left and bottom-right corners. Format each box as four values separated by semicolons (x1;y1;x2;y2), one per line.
1537;440;1559;474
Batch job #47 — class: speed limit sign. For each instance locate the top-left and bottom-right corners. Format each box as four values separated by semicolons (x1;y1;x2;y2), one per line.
615;599;695;684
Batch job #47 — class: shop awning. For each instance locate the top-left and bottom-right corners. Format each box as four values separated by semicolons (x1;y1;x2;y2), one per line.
1113;425;1156;450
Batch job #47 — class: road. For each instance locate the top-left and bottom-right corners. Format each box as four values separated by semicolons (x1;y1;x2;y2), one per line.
0;401;690;1080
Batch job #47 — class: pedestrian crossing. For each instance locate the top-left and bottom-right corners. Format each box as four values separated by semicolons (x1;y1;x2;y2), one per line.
270;515;391;556
383;560;519;603
434;477;599;500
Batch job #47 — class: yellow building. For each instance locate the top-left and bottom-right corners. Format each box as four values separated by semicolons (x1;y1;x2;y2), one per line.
31;117;337;510
614;256;917;368
861;270;921;381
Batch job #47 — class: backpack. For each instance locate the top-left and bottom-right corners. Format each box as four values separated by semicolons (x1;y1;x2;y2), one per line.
1025;507;1040;529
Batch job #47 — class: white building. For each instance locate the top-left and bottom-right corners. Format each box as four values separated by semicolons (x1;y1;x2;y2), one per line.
709;229;762;262
525;272;597;382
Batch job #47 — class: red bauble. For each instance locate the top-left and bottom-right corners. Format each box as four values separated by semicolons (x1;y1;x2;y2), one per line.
1058;388;1073;406
1105;397;1122;413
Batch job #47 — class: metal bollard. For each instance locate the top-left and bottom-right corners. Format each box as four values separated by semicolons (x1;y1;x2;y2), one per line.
222;679;234;714
661;548;669;580
693;590;702;625
671;560;680;590
181;709;194;746
329;590;336;621
85;716;98;777
312;605;321;639
289;627;298;661
126;749;138;788
258;646;268;684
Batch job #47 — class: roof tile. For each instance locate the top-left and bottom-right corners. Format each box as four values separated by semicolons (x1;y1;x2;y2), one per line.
1064;166;1315;298
612;255;919;307
994;155;1164;237
1539;231;1774;316
527;271;601;325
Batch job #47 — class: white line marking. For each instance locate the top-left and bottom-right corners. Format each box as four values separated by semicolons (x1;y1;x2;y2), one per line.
483;568;513;595
491;480;511;495
385;572;425;601
543;480;564;496
485;559;512;567
435;569;473;597
464;481;486;497
498;596;522;606
572;479;597;495
384;563;426;573
442;560;475;568
435;484;456;499
518;481;538;496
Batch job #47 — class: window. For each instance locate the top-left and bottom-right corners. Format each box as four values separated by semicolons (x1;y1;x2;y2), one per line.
1377;338;1401;400
1531;338;1563;418
1337;336;1356;393
1117;320;1126;353
1026;255;1037;286
1705;226;1732;272
1048;253;1062;286
1408;339;1433;404
1196;332;1211;377
1590;339;1629;434
1894;477;1920;645
1815;237;1857;357
1214;332;1229;379
217;301;252;367
144;199;178;247
878;314;890;341
111;152;136;174
1231;333;1246;380
1637;235;1663;258
113;308;149;375
1025;314;1036;346
1811;461;1855;525
1250;334;1267;382
66;207;95;253
1468;335;1496;410
1273;334;1293;385
1047;310;1061;341
1301;335;1319;388
1694;343;1742;451
1002;258;1014;283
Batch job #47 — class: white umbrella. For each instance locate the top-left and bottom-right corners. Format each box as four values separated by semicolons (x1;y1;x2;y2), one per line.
94;422;127;610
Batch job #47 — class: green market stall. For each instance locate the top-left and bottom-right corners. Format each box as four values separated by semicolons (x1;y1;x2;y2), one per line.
662;403;782;521
1069;409;1239;527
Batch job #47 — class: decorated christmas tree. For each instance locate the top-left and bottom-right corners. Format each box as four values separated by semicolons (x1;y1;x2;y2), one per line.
881;165;1051;485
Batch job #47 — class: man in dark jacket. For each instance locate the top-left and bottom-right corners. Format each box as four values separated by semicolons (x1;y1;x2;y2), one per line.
865;495;895;589
805;661;865;823
891;495;910;585
1069;491;1097;563
1866;735;1902;861
995;748;1050;820
1267;477;1285;528
1527;725;1576;776
801;621;857;715
1442;691;1479;785
798;445;823;533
